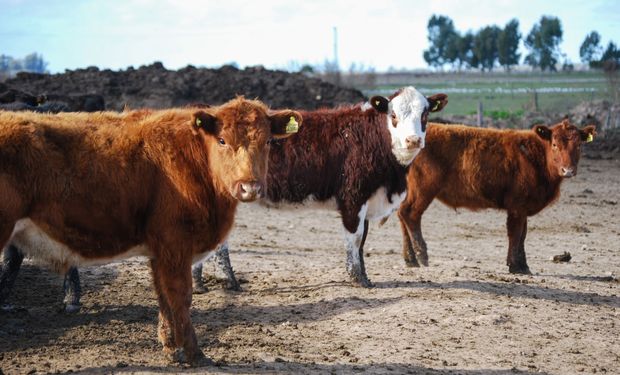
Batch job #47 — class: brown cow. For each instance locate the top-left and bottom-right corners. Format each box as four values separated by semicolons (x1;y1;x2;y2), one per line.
398;120;596;274
0;98;301;364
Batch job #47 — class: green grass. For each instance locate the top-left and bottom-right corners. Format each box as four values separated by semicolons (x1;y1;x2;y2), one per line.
358;71;611;116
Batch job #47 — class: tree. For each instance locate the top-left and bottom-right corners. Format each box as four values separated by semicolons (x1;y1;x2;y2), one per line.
22;52;48;73
473;25;501;71
600;41;620;66
456;31;476;69
599;42;620;102
498;19;521;71
579;31;603;67
423;15;458;68
524;16;563;71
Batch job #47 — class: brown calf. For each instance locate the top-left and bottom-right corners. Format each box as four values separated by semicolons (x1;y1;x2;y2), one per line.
0;98;301;364
398;120;596;274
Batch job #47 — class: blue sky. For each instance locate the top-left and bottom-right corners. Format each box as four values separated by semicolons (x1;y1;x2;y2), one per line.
1;0;618;73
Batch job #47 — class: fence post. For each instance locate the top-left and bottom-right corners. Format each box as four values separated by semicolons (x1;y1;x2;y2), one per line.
605;110;612;130
477;101;483;127
533;91;539;112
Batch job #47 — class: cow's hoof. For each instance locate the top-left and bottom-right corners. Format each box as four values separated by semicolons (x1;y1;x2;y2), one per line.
405;259;420;268
226;280;242;292
351;276;374;288
189;350;214;367
509;266;532;275
193;285;208;294
417;256;429;267
65;304;81;313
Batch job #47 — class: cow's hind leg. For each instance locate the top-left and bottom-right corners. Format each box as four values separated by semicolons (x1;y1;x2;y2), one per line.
212;242;241;291
191;263;207;294
0;245;25;308
344;213;373;288
192;242;241;293
63;267;81;313
506;213;531;274
151;257;205;365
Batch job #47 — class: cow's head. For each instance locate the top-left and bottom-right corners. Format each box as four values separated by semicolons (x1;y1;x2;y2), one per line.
192;97;302;201
370;86;447;165
533;119;596;178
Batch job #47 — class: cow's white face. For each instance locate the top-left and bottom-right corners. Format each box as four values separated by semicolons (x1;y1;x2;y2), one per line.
387;87;429;165
370;87;447;166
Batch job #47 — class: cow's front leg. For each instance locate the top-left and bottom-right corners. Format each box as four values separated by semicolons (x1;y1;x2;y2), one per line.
63;267;81;313
0;245;24;308
506;213;531;274
343;204;372;287
151;257;206;365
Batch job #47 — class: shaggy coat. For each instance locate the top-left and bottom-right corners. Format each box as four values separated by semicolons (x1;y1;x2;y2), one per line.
194;88;448;288
0;98;301;364
398;120;596;273
266;106;408;232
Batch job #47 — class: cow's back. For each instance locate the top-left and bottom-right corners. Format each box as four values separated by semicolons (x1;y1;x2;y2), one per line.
409;124;546;211
0;109;206;258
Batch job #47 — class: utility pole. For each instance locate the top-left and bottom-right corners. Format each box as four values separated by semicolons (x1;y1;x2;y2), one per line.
333;26;339;70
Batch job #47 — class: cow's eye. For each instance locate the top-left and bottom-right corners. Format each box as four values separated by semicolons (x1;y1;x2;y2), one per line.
391;113;398;128
218;138;226;146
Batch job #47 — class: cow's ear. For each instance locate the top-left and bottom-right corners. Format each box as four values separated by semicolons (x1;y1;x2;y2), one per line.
427;93;448;112
533;124;551;141
192;110;217;135
270;110;302;139
579;125;596;143
370;96;389;113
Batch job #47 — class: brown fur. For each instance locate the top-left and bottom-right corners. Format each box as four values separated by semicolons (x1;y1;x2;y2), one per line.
399;120;596;274
0;97;301;364
266;105;407;233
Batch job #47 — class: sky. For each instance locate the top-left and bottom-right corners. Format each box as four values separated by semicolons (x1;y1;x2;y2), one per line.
1;0;619;73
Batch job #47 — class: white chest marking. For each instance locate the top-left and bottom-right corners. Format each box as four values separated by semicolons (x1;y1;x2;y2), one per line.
9;218;151;271
365;187;407;222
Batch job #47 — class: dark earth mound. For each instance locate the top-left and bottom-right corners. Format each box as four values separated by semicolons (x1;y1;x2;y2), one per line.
3;62;365;111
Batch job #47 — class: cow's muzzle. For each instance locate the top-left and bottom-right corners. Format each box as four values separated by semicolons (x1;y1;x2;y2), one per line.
560;167;576;178
235;181;263;201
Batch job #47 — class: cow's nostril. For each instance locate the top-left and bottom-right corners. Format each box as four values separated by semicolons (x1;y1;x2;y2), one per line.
405;136;421;149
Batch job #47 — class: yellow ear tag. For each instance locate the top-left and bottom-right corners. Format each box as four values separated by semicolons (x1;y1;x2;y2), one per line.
432;101;441;111
375;100;380;106
285;116;299;134
195;118;202;127
586;133;593;143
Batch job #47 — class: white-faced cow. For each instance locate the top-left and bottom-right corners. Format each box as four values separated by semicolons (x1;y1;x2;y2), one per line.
192;87;448;288
0;97;301;364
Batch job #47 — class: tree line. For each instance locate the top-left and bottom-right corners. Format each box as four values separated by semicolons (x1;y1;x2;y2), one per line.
424;15;619;72
0;53;49;78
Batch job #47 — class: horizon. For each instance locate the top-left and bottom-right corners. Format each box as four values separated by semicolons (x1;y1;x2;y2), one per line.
1;0;619;74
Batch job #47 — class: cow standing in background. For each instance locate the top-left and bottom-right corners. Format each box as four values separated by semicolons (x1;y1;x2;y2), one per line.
193;87;448;288
398;120;596;274
0;98;301;364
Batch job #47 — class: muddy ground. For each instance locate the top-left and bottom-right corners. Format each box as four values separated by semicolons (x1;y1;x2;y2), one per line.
0;156;618;374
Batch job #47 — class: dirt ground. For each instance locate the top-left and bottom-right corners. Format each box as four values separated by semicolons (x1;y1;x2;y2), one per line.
0;157;618;375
